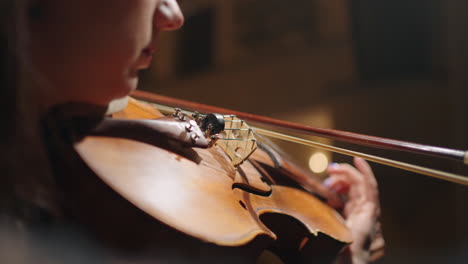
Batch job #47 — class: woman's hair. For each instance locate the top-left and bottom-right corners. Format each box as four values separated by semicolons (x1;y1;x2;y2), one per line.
0;0;57;225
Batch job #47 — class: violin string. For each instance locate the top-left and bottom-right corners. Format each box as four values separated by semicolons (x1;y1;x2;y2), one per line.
150;102;468;185
120;102;232;172
154;103;250;142
253;127;468;186
218;138;256;141
196;144;251;175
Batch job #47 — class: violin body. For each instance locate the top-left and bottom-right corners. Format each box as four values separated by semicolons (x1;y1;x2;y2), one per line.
54;97;352;263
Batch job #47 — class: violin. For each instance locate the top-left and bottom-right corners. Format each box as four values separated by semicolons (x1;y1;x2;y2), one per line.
65;97;350;263
47;90;466;263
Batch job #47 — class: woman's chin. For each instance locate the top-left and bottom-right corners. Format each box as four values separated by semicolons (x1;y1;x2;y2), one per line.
93;79;138;106
116;75;138;99
127;69;140;89
89;72;140;105
128;75;139;92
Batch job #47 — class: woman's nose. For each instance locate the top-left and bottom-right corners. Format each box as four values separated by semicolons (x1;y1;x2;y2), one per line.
155;0;184;31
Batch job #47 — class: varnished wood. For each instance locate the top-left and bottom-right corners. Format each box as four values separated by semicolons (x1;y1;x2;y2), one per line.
73;96;354;264
75;135;352;246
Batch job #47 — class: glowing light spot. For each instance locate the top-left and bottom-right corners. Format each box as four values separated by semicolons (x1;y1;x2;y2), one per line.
309;152;329;173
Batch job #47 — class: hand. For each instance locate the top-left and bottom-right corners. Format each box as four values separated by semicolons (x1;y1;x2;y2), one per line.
324;157;385;264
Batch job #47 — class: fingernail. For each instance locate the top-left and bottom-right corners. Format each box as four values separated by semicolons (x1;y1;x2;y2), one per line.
328;163;340;169
323;177;333;187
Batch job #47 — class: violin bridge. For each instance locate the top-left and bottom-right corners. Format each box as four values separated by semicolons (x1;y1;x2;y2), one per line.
171;108;257;167
209;115;257;167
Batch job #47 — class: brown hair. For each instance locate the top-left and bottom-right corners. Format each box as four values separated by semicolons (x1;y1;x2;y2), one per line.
0;0;58;225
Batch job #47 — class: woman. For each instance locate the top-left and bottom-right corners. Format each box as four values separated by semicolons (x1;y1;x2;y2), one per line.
0;0;382;263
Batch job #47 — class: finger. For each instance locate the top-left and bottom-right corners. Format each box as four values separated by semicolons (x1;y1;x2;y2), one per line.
325;192;344;209
370;235;385;252
326;162;345;174
323;175;351;194
354;158;381;204
323;176;349;210
327;163;364;186
369;233;385;262
353;157;377;187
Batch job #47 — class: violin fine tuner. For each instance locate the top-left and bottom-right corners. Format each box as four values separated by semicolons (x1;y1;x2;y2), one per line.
172;108;186;120
171;108;257;167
